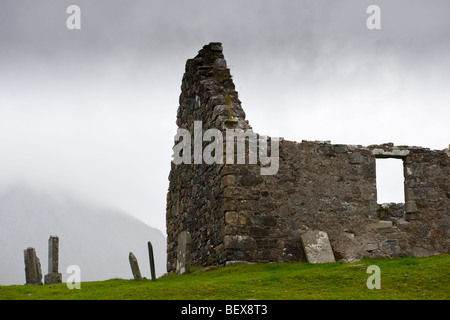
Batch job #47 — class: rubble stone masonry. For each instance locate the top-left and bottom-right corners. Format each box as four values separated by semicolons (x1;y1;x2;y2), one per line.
165;43;450;272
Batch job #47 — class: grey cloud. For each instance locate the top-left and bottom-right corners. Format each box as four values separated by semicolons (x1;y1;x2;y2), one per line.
0;0;449;233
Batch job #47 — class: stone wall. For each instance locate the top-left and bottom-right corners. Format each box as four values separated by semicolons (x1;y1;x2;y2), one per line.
220;142;450;264
166;43;450;272
221;140;379;263
166;43;249;272
398;145;450;256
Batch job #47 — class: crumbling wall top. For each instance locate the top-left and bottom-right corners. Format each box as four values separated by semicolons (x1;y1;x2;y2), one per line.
176;42;249;131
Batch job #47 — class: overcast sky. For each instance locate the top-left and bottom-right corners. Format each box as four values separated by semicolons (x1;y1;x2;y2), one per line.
0;0;449;234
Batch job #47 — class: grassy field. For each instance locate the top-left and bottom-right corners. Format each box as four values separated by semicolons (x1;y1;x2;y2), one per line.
0;255;448;300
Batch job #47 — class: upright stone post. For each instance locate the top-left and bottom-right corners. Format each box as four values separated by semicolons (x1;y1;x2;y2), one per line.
176;231;192;275
24;247;43;285
147;241;156;281
129;252;142;280
44;235;62;284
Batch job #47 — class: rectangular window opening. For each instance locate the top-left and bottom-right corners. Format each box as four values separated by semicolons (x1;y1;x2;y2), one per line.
375;158;405;204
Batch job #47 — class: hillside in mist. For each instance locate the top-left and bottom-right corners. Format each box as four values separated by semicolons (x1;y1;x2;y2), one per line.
0;185;166;285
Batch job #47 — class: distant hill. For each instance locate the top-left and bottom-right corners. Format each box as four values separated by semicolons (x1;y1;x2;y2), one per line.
0;185;167;285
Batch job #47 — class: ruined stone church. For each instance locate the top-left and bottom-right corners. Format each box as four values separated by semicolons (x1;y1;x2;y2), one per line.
166;42;450;273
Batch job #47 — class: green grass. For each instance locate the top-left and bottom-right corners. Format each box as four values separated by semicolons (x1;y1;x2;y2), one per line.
1;255;448;300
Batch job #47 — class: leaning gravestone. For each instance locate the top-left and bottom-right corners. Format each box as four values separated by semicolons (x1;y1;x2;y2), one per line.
44;235;62;285
24;247;43;285
176;231;192;275
129;252;143;280
300;230;336;263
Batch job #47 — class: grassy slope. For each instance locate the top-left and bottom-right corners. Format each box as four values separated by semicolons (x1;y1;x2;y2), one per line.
0;255;448;300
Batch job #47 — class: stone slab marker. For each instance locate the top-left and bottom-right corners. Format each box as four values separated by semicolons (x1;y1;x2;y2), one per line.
129;252;142;280
147;241;156;281
300;230;336;263
44;235;62;284
24;247;43;285
176;231;192;275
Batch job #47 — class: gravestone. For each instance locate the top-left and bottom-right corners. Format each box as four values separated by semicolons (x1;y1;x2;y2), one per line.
44;235;62;285
148;241;156;281
176;231;192;275
24;247;43;285
129;252;142;280
300;230;336;263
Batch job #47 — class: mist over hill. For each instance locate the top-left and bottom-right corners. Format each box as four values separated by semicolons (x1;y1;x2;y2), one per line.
0;184;167;285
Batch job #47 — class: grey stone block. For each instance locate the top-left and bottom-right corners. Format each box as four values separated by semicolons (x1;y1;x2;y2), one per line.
210;42;223;52
24;247;43;285
367;221;393;229
214;58;227;68
300;230;335;263
176;231;192;275
129;252;142;280
44;272;62;285
45;235;62;284
349;152;364;164
405;200;418;213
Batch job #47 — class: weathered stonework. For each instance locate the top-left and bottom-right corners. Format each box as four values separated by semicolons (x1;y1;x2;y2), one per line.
44;235;62;285
166;43;450;272
129;252;142;280
166;42;249;272
176;231;192;274
301;230;335;263
24;247;43;285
